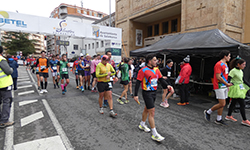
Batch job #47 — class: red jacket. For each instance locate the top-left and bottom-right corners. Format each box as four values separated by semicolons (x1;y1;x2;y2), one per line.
179;63;192;84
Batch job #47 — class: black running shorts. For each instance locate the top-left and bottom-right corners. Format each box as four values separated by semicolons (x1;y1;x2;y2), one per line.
39;73;49;78
60;74;69;79
78;70;85;76
97;82;112;93
142;91;157;109
120;80;129;85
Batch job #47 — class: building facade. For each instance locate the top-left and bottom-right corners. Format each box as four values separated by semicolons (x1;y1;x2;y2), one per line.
29;34;46;57
116;0;250;56
47;3;108;58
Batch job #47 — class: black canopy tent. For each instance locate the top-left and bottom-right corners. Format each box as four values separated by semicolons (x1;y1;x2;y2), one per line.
130;29;250;84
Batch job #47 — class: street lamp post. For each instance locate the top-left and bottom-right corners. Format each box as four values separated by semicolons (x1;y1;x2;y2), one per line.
109;0;111;27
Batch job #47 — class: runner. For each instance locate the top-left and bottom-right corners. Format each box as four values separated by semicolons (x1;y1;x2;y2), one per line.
56;54;61;84
204;50;232;125
103;50;118;107
160;59;175;108
84;54;91;90
129;59;135;97
225;56;250;126
50;55;59;89
34;57;41;90
36;51;49;94
90;54;101;92
26;56;30;70
117;58;131;104
96;55;117;117
72;57;80;89
78;53;87;92
133;53;170;142
57;54;70;95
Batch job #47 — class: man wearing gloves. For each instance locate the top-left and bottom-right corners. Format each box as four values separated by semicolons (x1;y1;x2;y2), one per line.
176;55;192;106
0;46;14;128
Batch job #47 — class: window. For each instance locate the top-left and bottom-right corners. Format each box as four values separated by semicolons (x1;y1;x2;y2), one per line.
162;21;169;34
55;10;58;14
147;26;152;37
73;45;78;50
94;13;97;17
98;13;103;18
88;44;90;49
77;9;81;13
85;44;87;50
101;41;104;47
171;19;178;33
84;11;87;14
96;42;99;48
89;11;92;16
92;43;94;49
154;24;159;36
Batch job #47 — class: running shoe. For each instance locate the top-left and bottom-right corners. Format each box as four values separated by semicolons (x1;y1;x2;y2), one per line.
104;100;109;108
81;88;84;92
225;116;237;122
160;102;169;108
99;107;104;114
109;110;117;118
214;119;227;126
64;87;67;92
54;84;56;89
124;99;129;104
151;134;165;142
91;89;95;92
57;84;60;88
38;86;41;90
204;110;210;121
76;86;79;89
117;98;124;104
138;124;150;132
0;121;15;129
84;85;87;90
62;91;65;95
241;120;250;127
185;102;189;105
131;93;134;97
88;86;91;90
177;102;186;106
39;90;44;94
43;89;48;93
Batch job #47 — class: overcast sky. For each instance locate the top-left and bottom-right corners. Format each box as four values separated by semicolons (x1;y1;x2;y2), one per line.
0;0;116;17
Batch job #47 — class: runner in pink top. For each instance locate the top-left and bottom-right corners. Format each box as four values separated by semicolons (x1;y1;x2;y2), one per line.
91;54;101;92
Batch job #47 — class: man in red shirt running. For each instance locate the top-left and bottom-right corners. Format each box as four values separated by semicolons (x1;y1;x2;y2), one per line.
204;50;232;125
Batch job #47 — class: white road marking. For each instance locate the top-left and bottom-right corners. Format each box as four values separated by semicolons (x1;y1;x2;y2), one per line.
13;135;66;150
4;91;14;150
18;76;29;79
27;69;41;96
18;81;31;84
20;111;44;127
42;99;74;150
18;90;34;96
18;85;32;89
17;78;30;82
112;92;126;100
19;100;38;107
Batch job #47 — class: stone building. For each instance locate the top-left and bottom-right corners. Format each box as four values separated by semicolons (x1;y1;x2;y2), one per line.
115;0;250;56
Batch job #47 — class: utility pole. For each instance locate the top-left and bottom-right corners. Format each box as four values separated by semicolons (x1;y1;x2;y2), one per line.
109;0;111;27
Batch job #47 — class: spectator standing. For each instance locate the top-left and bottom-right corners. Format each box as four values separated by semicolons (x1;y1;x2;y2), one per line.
176;55;192;106
0;46;15;128
7;55;19;90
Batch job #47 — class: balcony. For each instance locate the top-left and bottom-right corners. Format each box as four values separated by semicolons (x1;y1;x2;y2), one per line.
59;7;67;18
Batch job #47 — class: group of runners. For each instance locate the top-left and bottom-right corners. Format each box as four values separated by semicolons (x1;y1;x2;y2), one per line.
24;49;250;143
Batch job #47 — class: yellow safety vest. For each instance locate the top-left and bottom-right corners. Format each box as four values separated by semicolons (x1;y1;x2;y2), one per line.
0;56;13;88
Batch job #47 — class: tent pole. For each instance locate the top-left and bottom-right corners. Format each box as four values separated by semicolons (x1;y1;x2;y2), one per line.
163;54;166;67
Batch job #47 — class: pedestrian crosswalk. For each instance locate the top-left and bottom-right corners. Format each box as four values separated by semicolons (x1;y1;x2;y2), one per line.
2;66;73;150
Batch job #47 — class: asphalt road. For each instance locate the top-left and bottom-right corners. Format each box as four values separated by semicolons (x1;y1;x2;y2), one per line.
0;66;249;150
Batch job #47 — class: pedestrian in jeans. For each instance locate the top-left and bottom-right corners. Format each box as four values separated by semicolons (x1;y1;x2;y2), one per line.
204;50;232;125
176;55;192;106
225;56;250;126
7;55;19;90
0;46;15;128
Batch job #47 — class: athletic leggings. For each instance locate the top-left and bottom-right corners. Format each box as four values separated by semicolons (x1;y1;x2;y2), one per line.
227;98;247;121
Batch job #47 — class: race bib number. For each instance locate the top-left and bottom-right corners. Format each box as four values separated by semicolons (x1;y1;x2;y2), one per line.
225;67;229;74
86;64;90;67
52;66;57;70
108;82;113;88
239;84;245;90
62;68;68;72
75;70;78;73
36;68;39;72
167;71;171;77
151;78;157;87
41;66;46;69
